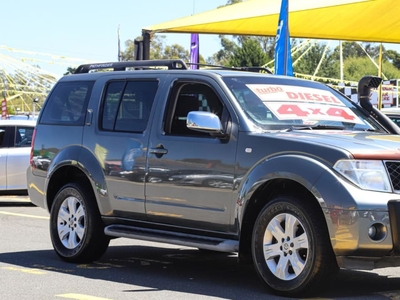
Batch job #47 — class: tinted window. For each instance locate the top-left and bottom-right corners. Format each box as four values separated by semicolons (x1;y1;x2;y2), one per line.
102;80;158;133
40;81;94;125
388;115;400;127
167;83;223;136
15;126;34;147
0;127;5;147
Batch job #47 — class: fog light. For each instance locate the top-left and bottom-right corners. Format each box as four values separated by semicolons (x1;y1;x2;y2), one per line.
368;226;376;238
367;223;387;241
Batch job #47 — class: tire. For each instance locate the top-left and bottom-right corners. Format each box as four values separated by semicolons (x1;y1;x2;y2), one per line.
251;194;338;297
50;183;110;263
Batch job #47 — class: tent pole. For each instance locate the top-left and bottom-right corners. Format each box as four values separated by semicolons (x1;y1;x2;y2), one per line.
378;43;383;110
340;41;343;83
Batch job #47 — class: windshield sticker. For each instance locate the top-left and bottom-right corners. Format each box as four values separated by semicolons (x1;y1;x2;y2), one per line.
247;84;344;106
265;102;364;124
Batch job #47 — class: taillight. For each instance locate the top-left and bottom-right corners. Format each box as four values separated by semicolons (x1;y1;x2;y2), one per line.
30;128;37;167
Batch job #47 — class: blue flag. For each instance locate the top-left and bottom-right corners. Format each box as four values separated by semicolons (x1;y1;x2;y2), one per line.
274;0;293;76
190;33;199;69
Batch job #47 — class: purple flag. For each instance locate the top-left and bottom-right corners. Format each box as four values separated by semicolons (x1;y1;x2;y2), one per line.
190;34;199;69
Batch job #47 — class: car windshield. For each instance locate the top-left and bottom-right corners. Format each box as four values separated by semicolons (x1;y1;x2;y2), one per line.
222;76;382;132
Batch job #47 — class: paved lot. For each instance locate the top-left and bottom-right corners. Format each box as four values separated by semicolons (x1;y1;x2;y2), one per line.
2;194;400;299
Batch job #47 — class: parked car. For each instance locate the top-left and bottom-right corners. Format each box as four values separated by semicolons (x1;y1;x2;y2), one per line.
382;107;400;127
7;114;38;121
0;119;36;192
26;60;400;297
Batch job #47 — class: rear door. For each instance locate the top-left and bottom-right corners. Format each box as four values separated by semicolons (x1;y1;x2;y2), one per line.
84;75;160;219
0;124;33;190
0;126;8;189
7;125;34;190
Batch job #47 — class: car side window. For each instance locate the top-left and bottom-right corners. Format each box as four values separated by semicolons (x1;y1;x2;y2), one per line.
15;126;34;147
40;81;94;125
101;80;158;133
0;127;5;148
167;82;223;136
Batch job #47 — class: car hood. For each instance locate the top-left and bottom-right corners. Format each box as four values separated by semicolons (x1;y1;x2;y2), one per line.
271;130;400;160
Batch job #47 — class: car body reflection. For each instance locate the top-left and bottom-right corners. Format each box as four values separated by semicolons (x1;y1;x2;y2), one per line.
169;173;234;189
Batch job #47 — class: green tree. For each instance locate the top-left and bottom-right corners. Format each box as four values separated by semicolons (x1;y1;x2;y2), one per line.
208;36;237;65
163;44;189;60
294;42;339;81
120;35;205;64
331;42;366;60
150;35;166;59
229;38;268;67
64;67;77;75
120;39;136;61
344;56;400;81
386;49;400;70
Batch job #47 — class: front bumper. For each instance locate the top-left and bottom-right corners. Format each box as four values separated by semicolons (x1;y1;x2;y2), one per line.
388;200;400;255
332;200;400;270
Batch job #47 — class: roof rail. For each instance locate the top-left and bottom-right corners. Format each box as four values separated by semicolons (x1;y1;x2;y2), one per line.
74;59;188;74
186;63;273;74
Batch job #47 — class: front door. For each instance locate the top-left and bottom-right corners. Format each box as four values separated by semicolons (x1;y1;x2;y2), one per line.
146;80;238;233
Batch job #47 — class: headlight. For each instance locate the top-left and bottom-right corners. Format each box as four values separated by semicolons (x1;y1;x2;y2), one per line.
333;160;392;192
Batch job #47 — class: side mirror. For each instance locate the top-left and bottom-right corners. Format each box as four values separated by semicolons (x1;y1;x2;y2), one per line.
187;111;226;138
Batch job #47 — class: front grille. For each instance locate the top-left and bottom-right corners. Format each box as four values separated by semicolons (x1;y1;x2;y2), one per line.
385;161;400;191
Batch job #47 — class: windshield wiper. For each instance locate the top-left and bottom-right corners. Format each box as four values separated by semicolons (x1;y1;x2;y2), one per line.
283;124;347;132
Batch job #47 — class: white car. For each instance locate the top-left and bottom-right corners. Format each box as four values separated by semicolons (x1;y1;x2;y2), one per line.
0;119;36;192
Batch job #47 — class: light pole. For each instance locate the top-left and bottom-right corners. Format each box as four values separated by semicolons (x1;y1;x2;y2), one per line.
33;97;39;117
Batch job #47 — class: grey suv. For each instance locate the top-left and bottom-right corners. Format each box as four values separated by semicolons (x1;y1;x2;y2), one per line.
27;60;400;297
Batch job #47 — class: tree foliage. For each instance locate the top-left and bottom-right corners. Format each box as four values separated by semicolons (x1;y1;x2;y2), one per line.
229;38;268;67
293;42;339;80
387;49;400;70
345;56;400;81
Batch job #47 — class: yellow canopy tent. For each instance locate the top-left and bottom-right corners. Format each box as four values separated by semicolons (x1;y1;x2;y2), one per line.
142;0;399;108
143;0;399;44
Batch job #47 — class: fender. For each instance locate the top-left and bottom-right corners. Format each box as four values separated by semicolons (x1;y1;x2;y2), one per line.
45;145;109;213
236;153;336;227
46;145;82;178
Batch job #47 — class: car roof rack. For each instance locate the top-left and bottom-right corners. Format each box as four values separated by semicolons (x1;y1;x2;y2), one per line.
186;63;273;74
74;59;188;74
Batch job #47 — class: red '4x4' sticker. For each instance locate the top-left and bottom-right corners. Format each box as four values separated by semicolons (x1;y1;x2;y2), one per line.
266;102;364;124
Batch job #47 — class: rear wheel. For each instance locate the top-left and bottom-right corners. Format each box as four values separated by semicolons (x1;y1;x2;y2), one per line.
251;194;338;297
50;183;110;263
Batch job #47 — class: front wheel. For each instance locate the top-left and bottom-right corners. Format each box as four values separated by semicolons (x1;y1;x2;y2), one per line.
50;183;110;263
252;195;338;297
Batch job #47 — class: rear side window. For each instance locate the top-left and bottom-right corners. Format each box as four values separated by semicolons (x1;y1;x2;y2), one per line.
0;127;5;147
15;126;34;147
101;80;158;133
40;81;94;125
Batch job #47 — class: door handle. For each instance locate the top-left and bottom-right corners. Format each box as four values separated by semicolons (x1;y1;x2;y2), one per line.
149;144;168;158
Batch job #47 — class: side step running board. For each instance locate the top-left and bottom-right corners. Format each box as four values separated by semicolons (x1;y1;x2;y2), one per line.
104;224;239;253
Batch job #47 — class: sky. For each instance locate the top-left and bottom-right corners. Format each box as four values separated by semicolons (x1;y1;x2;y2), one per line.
1;0;400;78
0;0;228;77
